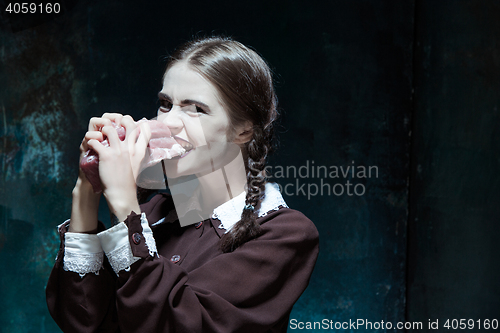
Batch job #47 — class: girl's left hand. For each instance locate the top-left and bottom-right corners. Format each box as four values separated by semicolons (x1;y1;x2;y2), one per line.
86;113;152;221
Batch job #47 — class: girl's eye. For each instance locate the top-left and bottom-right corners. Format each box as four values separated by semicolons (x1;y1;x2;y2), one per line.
159;100;173;112
195;106;206;114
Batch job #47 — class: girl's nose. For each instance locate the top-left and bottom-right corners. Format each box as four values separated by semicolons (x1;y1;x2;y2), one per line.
158;105;184;136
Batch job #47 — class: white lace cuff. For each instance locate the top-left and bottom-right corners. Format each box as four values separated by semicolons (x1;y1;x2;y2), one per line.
97;222;141;275
63;232;104;277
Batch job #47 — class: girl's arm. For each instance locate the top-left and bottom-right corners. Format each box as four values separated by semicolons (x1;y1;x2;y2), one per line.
47;113;151;331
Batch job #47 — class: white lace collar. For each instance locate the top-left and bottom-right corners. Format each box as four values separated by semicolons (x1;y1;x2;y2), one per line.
212;182;288;232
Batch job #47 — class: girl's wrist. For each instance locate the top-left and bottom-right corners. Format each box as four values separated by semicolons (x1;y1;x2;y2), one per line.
69;176;101;233
104;190;141;222
73;173;99;196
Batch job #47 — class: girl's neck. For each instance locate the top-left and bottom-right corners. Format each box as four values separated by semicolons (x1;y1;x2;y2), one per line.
196;148;248;213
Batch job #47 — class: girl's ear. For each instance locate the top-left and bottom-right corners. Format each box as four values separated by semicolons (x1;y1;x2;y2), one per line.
233;121;254;144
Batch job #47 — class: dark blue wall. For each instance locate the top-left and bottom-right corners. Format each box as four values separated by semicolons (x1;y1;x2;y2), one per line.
407;0;500;327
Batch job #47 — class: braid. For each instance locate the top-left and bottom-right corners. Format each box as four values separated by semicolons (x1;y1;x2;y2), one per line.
220;126;274;253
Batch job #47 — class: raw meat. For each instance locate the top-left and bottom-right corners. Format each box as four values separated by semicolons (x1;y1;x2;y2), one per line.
80;120;191;193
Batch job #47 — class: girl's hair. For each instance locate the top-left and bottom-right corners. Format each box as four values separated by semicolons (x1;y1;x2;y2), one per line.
167;36;278;252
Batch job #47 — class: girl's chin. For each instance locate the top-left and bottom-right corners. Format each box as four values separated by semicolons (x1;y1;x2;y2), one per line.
170;147;194;160
162;159;194;179
162;150;222;179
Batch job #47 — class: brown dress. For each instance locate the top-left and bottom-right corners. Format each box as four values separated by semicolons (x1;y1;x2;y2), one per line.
46;190;319;333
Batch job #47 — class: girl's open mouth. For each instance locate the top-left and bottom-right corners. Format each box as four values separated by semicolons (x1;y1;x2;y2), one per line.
171;136;194;159
173;136;194;151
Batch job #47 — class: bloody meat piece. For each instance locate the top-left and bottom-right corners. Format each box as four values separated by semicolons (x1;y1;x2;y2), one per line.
80;120;189;193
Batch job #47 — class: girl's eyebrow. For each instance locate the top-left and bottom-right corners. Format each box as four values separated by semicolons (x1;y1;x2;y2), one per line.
158;92;210;110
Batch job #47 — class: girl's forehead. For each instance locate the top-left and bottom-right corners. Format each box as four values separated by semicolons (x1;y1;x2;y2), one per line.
162;63;218;99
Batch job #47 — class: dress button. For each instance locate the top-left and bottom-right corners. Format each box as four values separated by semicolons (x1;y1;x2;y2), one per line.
195;221;203;229
171;255;181;263
132;232;142;245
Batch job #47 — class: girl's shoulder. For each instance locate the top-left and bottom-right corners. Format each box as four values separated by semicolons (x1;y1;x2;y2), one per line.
257;206;319;243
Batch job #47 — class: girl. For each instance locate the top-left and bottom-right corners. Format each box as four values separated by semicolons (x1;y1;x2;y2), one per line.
46;36;319;333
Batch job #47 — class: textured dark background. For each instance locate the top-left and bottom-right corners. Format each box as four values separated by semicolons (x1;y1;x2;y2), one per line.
407;0;500;326
0;0;498;332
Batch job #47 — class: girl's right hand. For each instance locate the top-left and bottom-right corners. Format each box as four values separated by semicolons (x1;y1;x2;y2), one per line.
85;113;150;222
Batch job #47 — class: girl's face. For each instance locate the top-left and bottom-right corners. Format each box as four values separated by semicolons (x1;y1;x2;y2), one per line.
157;62;241;178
